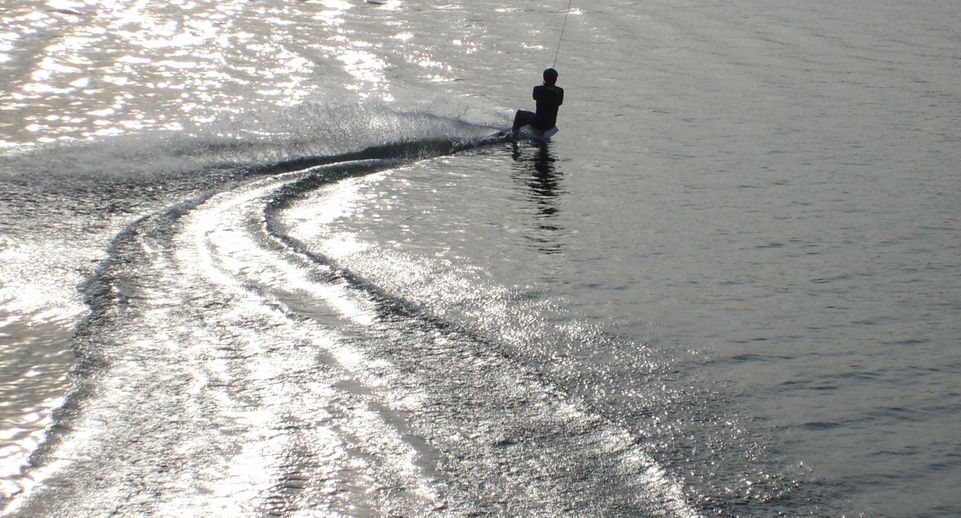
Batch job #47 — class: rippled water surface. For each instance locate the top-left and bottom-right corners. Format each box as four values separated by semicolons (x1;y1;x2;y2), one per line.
2;0;960;516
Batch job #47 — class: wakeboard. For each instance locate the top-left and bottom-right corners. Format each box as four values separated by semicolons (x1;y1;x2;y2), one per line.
493;125;559;143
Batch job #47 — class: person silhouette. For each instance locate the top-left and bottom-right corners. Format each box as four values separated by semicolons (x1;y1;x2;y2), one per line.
511;68;564;138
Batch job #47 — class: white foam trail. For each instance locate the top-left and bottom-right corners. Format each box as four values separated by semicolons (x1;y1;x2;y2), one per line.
276;169;702;516
175;168;443;510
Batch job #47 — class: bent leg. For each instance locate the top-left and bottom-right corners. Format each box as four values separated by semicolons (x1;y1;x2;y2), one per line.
512;110;535;133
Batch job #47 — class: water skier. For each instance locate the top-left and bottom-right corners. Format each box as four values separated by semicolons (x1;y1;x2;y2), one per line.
511;68;564;138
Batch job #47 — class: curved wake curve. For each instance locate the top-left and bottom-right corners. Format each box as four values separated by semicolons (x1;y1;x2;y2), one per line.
6;137;699;517
260;157;701;517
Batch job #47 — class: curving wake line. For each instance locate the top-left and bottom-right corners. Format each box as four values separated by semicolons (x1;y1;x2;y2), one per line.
7;148;700;517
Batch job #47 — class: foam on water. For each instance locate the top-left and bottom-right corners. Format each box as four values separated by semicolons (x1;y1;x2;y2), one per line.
0;95;502;511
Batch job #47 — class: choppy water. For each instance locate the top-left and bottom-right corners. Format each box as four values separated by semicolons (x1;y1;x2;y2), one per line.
2;0;960;516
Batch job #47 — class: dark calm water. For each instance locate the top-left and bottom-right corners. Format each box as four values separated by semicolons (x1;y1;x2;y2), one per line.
2;1;959;516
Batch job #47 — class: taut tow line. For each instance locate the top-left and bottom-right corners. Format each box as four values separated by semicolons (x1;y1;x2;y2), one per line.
552;0;575;68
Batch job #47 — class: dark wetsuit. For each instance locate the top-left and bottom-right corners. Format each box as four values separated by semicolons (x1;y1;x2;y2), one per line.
513;84;564;133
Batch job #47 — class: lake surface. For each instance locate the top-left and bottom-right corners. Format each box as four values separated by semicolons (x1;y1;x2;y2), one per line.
1;0;959;515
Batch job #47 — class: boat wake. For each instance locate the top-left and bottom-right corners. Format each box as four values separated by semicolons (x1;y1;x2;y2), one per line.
5;135;699;516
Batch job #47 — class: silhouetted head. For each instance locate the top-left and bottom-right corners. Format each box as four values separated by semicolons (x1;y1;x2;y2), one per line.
543;68;558;86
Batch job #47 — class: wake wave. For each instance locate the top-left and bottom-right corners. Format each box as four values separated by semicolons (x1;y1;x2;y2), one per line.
0;101;502;513
0;102;501;186
6;134;699;516
261;159;701;517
